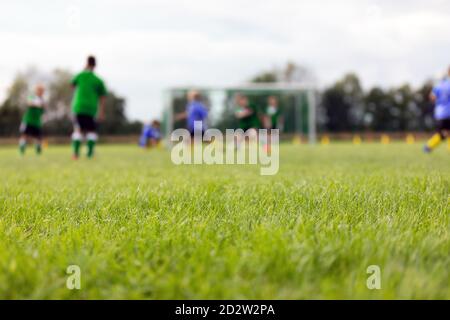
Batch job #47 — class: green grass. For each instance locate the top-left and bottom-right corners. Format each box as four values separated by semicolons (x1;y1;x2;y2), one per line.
0;143;448;299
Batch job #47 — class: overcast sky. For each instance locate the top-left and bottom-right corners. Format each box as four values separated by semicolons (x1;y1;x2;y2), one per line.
1;0;449;120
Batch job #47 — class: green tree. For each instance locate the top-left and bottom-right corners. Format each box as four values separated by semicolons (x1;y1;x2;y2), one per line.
387;85;420;131
251;72;278;83
0;73;29;136
416;81;434;131
250;61;315;84
322;73;364;132
99;91;127;134
364;87;390;131
44;69;74;135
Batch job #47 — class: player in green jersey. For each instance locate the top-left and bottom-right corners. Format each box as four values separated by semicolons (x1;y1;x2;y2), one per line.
263;96;283;130
71;56;107;159
234;94;261;131
261;96;283;152
19;84;46;155
234;94;261;149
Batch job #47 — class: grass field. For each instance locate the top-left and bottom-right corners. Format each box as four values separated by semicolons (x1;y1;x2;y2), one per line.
0;143;448;299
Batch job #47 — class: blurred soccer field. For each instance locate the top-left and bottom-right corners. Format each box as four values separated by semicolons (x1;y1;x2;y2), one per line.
0;144;448;299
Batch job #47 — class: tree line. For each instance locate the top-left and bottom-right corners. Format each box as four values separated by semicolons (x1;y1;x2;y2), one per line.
0;68;141;137
251;62;435;133
0;64;437;137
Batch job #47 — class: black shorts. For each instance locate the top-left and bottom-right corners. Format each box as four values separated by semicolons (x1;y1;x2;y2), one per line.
74;114;97;132
437;118;450;132
20;123;42;139
239;126;258;133
189;129;205;138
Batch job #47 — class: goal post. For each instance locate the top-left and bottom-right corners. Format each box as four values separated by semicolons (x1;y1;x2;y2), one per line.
162;83;317;144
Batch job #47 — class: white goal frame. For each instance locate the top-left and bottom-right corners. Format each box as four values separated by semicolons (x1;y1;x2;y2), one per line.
163;82;317;144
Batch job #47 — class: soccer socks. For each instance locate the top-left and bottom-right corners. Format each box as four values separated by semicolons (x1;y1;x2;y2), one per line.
72;131;82;158
72;140;81;158
425;133;442;151
19;139;42;155
35;142;42;155
86;133;98;158
87;140;95;158
19;138;26;155
71;132;98;158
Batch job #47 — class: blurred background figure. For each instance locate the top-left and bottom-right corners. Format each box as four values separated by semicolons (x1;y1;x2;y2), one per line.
423;66;450;153
234;94;260;132
175;90;208;138
233;94;260;149
139;120;161;148
71;56;107;159
19;84;46;156
263;96;284;131
261;96;283;152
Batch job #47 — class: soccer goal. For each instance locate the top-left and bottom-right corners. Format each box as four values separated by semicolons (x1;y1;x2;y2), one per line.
162;83;317;144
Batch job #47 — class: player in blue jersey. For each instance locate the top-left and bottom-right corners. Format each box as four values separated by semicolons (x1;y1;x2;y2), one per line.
139;120;161;148
176;90;208;137
424;67;450;153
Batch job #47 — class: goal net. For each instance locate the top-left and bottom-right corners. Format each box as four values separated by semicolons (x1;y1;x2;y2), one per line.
162;83;317;144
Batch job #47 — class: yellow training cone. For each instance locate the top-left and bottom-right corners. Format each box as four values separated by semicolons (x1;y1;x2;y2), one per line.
321;135;330;145
406;134;415;145
381;134;390;145
352;135;362;145
292;135;302;145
